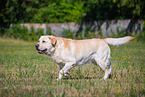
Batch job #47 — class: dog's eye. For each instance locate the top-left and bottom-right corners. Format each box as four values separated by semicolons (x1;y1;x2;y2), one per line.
42;41;46;43
38;40;40;42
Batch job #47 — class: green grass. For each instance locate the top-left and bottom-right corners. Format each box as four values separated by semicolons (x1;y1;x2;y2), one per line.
0;38;145;97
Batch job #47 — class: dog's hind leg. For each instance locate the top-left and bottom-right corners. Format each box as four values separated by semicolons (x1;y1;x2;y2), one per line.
102;61;112;80
93;47;112;80
94;59;112;80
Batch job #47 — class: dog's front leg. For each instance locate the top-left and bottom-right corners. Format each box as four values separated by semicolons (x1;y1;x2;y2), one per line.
57;62;74;80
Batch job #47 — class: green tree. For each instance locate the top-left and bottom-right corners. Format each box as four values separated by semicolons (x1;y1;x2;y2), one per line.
33;3;84;23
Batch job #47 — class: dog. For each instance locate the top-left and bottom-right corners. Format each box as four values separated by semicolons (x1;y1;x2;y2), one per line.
35;35;134;80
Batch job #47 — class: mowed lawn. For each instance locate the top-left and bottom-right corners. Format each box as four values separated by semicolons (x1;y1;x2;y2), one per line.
0;37;145;97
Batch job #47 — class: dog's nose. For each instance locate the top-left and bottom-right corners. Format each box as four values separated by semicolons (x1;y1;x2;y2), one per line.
35;44;39;47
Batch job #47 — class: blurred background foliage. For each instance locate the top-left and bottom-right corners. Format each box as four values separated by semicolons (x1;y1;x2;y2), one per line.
0;0;145;42
0;0;145;28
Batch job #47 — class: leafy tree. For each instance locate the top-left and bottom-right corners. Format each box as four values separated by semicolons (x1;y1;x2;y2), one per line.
33;3;84;23
83;0;145;21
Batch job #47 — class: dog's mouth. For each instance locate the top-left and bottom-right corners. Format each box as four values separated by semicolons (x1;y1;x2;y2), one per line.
37;49;47;54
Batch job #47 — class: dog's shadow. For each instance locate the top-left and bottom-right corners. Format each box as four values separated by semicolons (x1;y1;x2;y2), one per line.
63;74;112;80
63;76;101;80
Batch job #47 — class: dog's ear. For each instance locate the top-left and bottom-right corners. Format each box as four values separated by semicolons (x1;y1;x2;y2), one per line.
48;36;57;47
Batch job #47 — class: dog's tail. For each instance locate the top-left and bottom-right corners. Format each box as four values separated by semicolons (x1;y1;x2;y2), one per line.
104;36;134;46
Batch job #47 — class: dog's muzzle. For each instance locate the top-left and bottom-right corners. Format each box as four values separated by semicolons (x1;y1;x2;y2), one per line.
35;44;39;50
35;44;47;54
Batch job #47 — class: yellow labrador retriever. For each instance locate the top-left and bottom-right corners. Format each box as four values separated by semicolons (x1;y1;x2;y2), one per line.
35;35;134;80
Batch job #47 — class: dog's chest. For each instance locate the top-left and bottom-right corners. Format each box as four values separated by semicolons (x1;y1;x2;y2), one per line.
51;52;71;64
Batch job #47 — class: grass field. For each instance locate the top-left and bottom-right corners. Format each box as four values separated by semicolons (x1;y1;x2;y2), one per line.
0;37;145;97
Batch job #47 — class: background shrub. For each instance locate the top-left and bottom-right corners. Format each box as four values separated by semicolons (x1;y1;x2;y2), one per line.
135;23;145;43
62;28;75;39
4;25;45;41
6;25;29;40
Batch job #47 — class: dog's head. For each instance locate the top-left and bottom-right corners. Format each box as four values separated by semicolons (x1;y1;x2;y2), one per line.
35;35;57;54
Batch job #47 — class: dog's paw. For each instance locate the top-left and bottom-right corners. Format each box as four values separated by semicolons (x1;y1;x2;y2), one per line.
64;73;69;77
57;77;62;80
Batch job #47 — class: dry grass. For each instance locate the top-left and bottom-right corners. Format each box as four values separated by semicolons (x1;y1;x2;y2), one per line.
0;38;145;97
